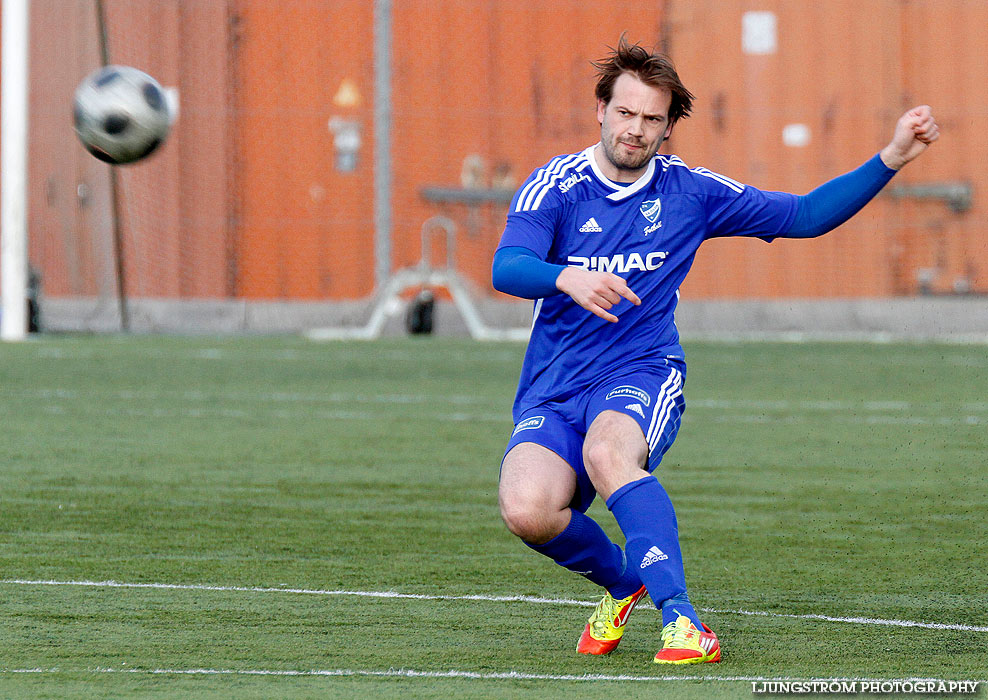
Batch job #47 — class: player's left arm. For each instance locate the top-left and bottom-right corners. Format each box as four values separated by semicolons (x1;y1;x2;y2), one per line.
879;105;939;171
784;105;939;239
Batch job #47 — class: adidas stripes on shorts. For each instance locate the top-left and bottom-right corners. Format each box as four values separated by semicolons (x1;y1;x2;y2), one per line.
503;359;686;513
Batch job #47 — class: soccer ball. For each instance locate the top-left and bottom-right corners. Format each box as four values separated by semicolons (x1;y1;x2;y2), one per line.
73;65;171;165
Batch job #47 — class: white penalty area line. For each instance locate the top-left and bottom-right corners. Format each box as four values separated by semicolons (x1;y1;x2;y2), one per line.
4;578;987;634
2;668;980;685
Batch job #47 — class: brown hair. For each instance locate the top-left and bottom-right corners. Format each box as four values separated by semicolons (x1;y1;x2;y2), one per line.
592;35;694;123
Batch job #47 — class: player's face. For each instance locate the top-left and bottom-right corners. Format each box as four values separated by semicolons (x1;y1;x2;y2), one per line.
596;73;674;182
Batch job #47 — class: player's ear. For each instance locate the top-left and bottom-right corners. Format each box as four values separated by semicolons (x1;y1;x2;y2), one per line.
662;122;675;142
596;98;607;126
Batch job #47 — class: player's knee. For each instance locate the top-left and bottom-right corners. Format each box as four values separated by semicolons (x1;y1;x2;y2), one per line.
499;500;542;542
498;492;557;544
583;438;623;482
583;433;648;496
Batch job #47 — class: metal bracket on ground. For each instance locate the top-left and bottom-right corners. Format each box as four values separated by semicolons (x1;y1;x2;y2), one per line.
306;215;529;341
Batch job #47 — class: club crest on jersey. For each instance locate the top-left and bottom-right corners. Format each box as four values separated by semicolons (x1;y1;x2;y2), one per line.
639;198;663;236
640;198;662;223
512;416;545;435
605;385;651;407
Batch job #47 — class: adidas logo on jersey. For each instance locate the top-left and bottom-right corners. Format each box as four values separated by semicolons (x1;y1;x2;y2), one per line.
640;546;668;568
579;217;603;233
625;403;646;418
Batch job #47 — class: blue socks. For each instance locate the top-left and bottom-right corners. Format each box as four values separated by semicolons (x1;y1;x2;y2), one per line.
661;592;700;628
524;478;703;630
606;476;703;629
527;509;642;599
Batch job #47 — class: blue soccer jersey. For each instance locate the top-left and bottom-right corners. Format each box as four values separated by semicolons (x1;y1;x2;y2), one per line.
498;145;799;420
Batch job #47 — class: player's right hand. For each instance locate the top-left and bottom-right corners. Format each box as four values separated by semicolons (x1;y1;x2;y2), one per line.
555;266;641;323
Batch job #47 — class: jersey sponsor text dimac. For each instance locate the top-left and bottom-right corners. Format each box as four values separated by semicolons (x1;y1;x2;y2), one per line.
567;251;667;274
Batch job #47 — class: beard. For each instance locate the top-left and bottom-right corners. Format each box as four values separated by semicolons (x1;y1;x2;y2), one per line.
599;132;659;174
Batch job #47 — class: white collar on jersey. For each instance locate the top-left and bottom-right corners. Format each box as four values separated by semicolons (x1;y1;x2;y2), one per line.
584;144;657;201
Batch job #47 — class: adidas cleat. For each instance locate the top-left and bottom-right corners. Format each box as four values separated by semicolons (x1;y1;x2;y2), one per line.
653;614;721;664
577;585;648;655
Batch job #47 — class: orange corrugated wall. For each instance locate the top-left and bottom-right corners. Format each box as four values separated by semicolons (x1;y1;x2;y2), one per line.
26;0;232;299
230;0;988;300
387;0;669;296
232;0;376;299
21;0;988;302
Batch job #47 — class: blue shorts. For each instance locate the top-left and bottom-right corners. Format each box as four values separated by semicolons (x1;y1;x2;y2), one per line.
503;359;686;513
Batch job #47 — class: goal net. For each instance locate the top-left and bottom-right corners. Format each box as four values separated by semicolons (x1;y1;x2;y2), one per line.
14;0;537;338
8;1;982;340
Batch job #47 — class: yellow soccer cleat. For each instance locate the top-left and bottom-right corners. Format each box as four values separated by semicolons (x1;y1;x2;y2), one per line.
653;613;721;664
577;585;648;655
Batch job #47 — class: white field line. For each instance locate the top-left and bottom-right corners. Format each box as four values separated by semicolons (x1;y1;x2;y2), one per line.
12;387;988;414
2;667;982;684
10;388;501;407
3;578;987;633
27;404;988;426
7;388;988;427
13;387;988;414
10;389;988;426
37;405;505;423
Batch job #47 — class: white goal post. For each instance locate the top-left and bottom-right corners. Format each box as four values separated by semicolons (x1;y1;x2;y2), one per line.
1;0;30;341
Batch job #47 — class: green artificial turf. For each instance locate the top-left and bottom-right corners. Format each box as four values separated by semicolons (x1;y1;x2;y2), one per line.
0;335;984;698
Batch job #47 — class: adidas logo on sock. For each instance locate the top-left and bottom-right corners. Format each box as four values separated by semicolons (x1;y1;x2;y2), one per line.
579;217;603;233
625;403;645;418
640;546;668;568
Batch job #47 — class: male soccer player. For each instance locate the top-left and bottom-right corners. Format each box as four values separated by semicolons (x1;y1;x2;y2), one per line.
492;36;937;665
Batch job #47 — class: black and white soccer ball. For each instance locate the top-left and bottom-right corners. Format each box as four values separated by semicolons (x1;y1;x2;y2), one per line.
73;65;171;165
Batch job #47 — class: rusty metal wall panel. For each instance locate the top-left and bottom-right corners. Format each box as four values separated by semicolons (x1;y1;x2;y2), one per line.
389;0;669;293
27;0;232;300
231;0;376;300
18;0;987;304
667;0;985;299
